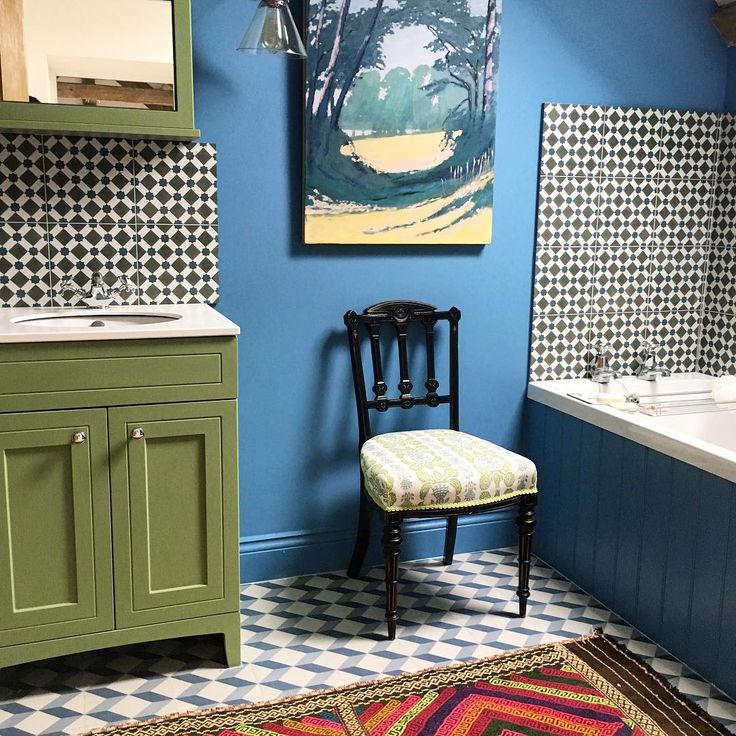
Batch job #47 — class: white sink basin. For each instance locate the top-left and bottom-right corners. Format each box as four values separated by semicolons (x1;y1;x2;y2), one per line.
12;311;182;328
0;305;239;343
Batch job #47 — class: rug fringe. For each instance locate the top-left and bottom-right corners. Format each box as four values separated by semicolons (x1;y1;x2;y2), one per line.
594;633;732;736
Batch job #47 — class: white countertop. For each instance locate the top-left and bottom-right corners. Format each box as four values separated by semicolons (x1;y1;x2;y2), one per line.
0;304;240;343
528;374;736;485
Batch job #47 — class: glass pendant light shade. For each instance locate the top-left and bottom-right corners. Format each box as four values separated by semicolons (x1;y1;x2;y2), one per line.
238;0;307;58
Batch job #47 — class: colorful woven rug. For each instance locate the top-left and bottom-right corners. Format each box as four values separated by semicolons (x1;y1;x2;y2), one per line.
88;633;729;736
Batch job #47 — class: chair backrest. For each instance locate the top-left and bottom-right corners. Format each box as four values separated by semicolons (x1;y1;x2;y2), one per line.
344;300;461;446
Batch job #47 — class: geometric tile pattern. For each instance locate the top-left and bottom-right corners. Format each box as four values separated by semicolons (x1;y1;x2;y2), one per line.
540;104;606;177
135;140;218;226
48;222;139;306
710;180;736;245
531;103;733;380
704;246;736;315
0;133;218;308
701;113;736;375
0;222;53;307
700;311;736;375
718;114;736;182
659;109;721;180
0;550;734;735
602;107;663;178
137;223;219;305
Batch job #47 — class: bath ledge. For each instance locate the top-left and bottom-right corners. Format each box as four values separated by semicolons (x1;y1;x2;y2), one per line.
0;304;239;343
528;374;736;485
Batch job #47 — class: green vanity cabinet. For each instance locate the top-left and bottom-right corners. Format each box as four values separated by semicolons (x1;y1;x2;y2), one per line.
109;401;239;629
0;337;240;670
0;409;113;647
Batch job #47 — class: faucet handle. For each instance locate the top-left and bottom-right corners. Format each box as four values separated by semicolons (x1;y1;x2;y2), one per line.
590;343;617;383
58;275;74;294
641;341;661;358
593;343;612;367
116;274;133;295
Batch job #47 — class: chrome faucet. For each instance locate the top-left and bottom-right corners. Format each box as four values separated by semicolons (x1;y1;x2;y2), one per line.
58;271;133;308
636;342;671;381
590;343;617;384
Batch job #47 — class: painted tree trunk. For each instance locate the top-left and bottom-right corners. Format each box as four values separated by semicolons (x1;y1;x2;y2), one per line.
333;0;386;130
306;0;329;119
314;0;352;120
483;2;498;115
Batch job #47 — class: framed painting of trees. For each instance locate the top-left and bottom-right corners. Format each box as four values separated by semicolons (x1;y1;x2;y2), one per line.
304;0;501;245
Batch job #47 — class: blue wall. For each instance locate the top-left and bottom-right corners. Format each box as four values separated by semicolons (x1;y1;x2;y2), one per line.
726;49;736;110
190;0;729;582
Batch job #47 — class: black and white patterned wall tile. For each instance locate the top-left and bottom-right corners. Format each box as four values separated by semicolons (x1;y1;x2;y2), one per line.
597;179;658;246
699;312;736;376
531;103;733;381
0;134;47;223
648;310;702;374
134;140;217;226
0;222;52;308
537;177;601;247
658;109;721;180
710;180;736;246
44;136;137;224
529;312;592;380
589;311;649;376
0;133;219;308
533;247;596;316
650;246;709;313
540;104;606;177
48;222;139;306
602;107;664;178
718;114;736;182
592;246;652;313
138;222;219;305
656;179;715;246
704;247;736;316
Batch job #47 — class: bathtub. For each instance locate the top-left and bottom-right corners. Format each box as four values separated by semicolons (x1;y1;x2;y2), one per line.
528;372;736;483
525;372;736;700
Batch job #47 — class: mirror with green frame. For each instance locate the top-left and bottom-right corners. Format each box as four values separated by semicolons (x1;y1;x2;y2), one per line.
0;0;198;139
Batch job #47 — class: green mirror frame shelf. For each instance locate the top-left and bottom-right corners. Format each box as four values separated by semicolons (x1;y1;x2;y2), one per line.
0;0;199;140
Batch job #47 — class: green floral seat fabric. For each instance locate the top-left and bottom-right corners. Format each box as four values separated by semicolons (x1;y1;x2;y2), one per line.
360;429;538;512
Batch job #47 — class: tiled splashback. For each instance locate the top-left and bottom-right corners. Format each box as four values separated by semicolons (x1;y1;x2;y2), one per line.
0;134;218;307
702;114;736;375
530;103;736;380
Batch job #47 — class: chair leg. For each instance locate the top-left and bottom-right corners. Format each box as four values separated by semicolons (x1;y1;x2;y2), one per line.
443;515;458;566
382;512;402;640
516;495;537;618
347;481;372;579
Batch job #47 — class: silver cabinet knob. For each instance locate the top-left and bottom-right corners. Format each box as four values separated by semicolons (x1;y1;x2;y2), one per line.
72;431;86;444
131;427;145;440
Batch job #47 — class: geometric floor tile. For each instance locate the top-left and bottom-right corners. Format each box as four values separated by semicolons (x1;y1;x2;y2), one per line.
0;549;734;735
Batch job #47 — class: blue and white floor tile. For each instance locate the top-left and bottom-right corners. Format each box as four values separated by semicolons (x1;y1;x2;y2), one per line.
1;549;735;735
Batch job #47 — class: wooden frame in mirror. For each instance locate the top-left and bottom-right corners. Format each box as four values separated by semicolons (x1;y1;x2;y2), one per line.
0;0;198;139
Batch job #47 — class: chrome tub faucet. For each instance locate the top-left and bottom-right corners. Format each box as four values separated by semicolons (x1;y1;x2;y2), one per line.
636;342;671;381
591;343;617;384
58;271;133;309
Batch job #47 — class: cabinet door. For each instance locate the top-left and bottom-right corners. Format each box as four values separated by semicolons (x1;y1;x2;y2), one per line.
109;401;239;628
0;410;113;647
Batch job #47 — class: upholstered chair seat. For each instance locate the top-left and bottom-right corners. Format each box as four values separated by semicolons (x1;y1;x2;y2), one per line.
361;429;538;511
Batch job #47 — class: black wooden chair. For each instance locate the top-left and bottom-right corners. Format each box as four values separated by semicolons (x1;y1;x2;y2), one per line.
344;300;538;639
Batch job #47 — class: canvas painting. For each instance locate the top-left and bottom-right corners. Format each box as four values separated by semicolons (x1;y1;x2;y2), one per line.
304;0;501;245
